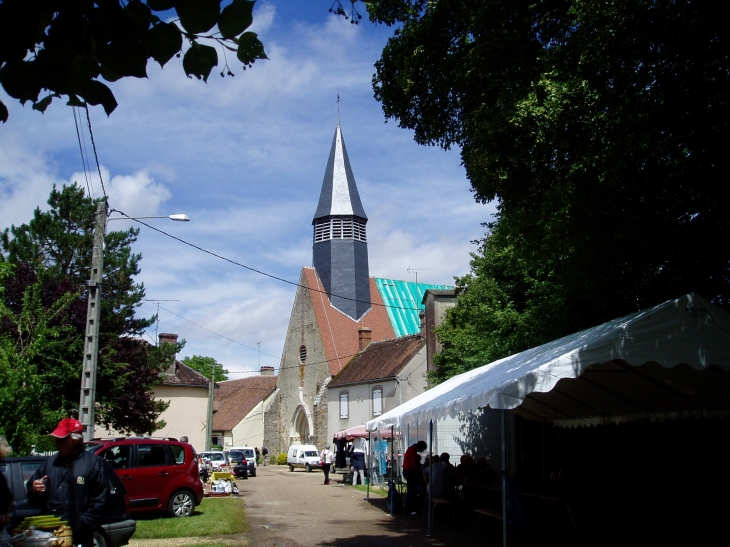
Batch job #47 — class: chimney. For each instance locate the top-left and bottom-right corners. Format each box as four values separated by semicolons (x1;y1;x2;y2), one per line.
358;327;372;351
260;366;275;376
159;333;178;375
419;311;426;336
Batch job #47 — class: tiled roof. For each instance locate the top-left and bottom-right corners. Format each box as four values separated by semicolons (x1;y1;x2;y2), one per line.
212;376;278;431
330;334;426;386
304;267;395;376
374;278;453;337
161;361;209;388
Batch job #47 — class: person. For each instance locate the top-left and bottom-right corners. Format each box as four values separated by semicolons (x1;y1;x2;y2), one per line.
427;453;458;500
320;444;334;485
254;447;260;465
402;440;427;515
422;454;440;486
261;446;268;466
179;436;189;443
1;435;12;528
26;418;109;547
350;437;367;486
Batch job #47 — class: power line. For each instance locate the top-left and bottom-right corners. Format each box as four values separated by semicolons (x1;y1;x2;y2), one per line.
114;210;423;312
84;104;107;198
151;303;280;360
72;107;94;199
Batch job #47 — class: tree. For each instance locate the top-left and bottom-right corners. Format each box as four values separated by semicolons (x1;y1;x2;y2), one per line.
2;183;150;336
0;0;267;123
0;185;173;451
366;0;730;380
181;355;228;382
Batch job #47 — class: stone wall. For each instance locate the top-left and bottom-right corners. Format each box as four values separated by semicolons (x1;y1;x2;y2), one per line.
273;269;332;454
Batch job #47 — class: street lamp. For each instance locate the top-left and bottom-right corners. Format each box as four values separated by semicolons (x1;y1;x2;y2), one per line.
79;203;190;441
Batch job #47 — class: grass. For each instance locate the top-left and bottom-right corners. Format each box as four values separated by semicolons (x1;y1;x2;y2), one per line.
350;483;388;497
133;497;247;539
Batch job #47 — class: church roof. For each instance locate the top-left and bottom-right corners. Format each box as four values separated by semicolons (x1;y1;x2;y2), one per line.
212;375;278;431
312;124;368;220
374;278;453;337
303;267;394;376
330;334;426;386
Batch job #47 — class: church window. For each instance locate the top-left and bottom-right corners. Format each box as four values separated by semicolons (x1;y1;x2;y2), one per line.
299;345;307;364
313;216;367;243
339;391;349;419
372;386;382;416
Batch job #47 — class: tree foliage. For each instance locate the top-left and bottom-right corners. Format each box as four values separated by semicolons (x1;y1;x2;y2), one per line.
367;0;730;381
0;185;172;452
0;0;268;123
181;355;228;382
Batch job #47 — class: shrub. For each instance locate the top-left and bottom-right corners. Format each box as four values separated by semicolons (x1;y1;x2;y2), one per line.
276;453;287;465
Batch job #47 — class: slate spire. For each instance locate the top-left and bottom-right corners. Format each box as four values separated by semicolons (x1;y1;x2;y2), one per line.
312;123;371;320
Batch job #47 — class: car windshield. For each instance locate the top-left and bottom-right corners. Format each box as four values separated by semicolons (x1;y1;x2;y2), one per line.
241;449;255;458
228;451;245;463
304;451;318;457
202;453;225;461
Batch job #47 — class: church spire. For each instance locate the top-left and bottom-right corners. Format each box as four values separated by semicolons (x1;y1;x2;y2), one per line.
312;124;371;320
313;123;368;220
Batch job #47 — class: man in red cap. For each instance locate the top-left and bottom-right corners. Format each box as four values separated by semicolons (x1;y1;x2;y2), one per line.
27;418;109;547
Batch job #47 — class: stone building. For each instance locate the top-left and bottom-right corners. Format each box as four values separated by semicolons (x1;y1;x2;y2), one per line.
264;124;452;456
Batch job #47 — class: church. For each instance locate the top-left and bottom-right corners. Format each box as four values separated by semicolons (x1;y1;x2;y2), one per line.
262;123;454;456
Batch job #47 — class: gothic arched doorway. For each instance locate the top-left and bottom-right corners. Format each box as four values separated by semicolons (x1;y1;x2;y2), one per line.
290;405;311;443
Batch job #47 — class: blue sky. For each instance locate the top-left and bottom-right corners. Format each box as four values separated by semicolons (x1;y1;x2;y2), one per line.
0;1;495;377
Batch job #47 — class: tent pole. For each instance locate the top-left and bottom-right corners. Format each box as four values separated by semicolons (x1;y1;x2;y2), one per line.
541;419;545;481
367;430;371;501
502;410;507;547
426;420;433;537
390;425;395;517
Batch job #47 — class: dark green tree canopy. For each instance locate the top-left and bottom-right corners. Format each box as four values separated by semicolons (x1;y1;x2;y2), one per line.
2;183;150;336
181;354;228;382
0;185;174;452
0;0;267;123
366;0;730;381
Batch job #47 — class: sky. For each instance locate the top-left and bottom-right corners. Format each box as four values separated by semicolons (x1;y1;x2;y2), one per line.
0;1;496;378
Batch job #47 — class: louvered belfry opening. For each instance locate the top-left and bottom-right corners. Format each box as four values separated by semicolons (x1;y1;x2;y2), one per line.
312;123;371;320
313;216;367;243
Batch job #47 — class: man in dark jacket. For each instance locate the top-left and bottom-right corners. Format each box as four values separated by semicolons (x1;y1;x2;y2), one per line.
27;418;109;547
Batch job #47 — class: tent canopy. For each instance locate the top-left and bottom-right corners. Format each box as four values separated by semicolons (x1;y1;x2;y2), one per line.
333;424;396;441
367;293;730;430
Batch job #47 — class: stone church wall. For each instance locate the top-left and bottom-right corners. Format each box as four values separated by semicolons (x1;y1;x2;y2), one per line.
274;270;332;454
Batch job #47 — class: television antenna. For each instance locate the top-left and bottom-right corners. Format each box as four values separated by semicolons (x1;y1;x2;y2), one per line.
145;299;180;344
406;266;434;285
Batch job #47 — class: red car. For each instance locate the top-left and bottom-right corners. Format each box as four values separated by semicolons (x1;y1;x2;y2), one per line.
92;438;203;517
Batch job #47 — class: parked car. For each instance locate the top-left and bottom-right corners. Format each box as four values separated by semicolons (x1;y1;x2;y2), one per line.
1;456;136;547
198;451;228;471
227;447;256;477
225;451;248;479
286;445;321;472
92;437;203;517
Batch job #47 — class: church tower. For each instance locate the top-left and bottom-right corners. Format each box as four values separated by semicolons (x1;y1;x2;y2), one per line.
312;123;371;320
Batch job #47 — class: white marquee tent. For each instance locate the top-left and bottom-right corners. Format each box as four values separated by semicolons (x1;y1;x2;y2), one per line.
367;293;730;432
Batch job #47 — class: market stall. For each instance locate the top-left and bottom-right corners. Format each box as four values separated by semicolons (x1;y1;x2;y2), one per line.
367;293;730;541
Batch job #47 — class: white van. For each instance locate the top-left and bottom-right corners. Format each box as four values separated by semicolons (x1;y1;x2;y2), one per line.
286;444;321;472
228;446;257;477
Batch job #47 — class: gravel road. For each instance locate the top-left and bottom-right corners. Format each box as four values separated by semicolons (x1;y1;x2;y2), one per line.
130;465;500;547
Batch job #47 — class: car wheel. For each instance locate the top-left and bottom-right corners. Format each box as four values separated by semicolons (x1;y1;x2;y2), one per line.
251;468;256;477
305;463;311;472
168;489;195;517
93;531;107;547
288;464;294;472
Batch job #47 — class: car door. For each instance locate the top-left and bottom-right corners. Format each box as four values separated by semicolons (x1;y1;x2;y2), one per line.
129;443;173;511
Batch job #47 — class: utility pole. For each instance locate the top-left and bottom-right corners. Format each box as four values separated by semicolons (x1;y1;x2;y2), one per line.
79;200;106;441
206;363;217;450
